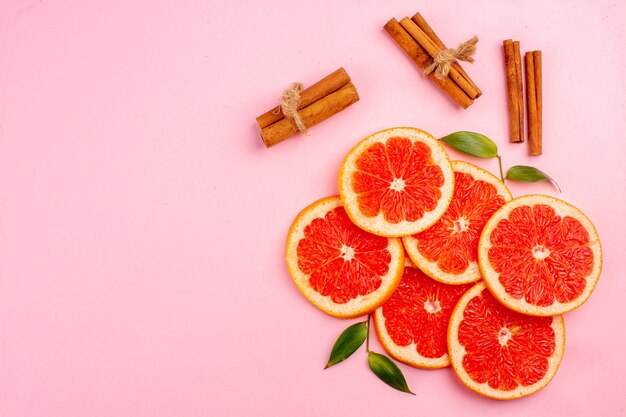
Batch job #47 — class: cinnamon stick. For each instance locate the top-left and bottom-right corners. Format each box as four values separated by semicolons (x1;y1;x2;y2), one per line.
533;50;542;155
410;12;482;98
526;51;542;155
513;41;524;137
504;40;524;143
259;82;359;148
399;18;479;100
384;18;473;109
256;68;351;129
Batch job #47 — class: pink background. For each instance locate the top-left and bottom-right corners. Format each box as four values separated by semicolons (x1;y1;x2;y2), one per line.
1;1;625;416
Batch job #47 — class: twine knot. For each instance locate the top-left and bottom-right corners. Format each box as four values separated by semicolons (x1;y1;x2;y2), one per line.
424;36;478;80
279;82;308;134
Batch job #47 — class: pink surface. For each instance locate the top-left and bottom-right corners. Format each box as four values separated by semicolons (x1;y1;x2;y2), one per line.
1;1;625;416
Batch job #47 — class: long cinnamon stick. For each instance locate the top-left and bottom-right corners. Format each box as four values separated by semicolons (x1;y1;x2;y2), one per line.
256;68;351;129
526;51;542;155
411;12;482;98
384;18;473;109
513;41;524;138
399;18;479;100
533;50;542;155
259;82;359;148
504;40;523;143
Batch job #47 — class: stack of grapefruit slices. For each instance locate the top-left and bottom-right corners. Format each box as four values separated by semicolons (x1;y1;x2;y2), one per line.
286;127;602;400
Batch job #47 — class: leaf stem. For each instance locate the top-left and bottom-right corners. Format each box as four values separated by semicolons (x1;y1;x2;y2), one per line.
496;155;505;182
366;314;371;352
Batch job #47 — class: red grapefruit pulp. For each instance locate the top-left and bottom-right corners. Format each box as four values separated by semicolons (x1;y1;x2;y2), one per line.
404;161;511;284
339;127;454;237
448;282;565;399
479;195;602;316
374;263;472;368
286;196;404;318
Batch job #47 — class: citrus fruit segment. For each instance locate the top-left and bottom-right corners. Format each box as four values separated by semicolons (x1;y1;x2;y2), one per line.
448;282;565;400
478;194;602;316
374;261;472;369
286;196;405;318
338;127;454;237
404;161;512;285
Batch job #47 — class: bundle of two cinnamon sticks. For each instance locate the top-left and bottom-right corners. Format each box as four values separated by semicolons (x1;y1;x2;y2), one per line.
384;12;481;109
504;40;542;155
256;68;359;148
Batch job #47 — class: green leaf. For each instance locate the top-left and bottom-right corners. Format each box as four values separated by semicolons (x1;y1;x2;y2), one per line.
439;131;499;158
324;322;367;369
506;165;561;192
367;352;414;395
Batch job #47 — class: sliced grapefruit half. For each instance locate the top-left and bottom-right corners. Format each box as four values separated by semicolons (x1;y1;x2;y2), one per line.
286;196;404;318
338;127;454;237
478;194;602;316
448;282;565;400
404;161;512;285
373;260;472;369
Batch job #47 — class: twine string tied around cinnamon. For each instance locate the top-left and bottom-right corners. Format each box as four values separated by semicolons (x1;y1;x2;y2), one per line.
278;82;309;135
424;35;478;80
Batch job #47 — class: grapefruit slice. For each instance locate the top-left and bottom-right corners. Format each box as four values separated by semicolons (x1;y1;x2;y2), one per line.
286;196;404;318
338;127;454;237
404;161;512;284
448;282;565;400
478;194;602;316
373;261;472;369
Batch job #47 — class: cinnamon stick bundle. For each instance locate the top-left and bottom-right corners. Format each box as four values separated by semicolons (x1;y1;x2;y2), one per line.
503;40;524;143
384;13;480;108
256;68;359;148
411;13;482;99
526;51;542;155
